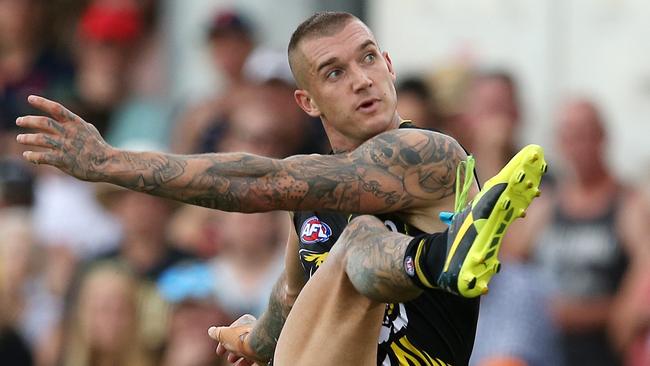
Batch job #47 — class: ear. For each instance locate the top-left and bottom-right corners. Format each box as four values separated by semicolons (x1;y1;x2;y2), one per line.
382;51;396;82
294;89;321;118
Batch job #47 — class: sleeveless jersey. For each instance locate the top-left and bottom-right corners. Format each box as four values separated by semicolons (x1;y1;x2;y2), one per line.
533;195;627;366
291;122;479;365
293;211;479;366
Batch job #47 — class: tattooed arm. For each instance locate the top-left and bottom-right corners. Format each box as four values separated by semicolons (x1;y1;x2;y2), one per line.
16;95;466;213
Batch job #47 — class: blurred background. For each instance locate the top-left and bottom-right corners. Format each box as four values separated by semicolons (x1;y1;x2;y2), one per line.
1;0;649;365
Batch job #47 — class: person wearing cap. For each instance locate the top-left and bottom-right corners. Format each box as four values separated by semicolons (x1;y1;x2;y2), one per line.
72;0;143;135
207;10;255;86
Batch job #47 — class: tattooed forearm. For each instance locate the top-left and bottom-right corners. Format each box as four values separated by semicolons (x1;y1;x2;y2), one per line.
339;215;422;302
247;273;294;361
89;128;464;213
118;152;187;190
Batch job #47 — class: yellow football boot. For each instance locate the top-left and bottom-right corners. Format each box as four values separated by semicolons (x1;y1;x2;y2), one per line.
438;144;547;297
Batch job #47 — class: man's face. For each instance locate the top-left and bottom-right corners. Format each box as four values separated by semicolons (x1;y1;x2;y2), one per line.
294;20;398;147
210;32;253;82
557;102;605;175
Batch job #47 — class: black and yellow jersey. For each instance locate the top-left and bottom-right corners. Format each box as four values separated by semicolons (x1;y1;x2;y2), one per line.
292;211;479;366
291;122;479;365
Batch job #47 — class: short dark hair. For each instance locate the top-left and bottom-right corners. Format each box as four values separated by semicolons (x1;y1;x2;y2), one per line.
287;11;357;86
288;12;355;54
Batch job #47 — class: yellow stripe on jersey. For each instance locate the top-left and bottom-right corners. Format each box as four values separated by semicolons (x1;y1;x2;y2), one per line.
387;335;452;366
414;239;435;288
390;336;451;366
399;336;439;366
390;340;424;366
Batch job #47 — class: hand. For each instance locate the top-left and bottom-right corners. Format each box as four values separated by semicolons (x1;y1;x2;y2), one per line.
15;95;114;181
208;314;263;366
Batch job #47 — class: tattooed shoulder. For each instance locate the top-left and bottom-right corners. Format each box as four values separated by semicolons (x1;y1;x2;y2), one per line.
353;129;465;202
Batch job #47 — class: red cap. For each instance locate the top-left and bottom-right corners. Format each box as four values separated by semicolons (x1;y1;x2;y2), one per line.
79;4;142;43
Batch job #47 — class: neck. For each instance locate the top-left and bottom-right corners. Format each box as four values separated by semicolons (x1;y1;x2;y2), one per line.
472;144;515;183
573;163;610;188
327;113;402;153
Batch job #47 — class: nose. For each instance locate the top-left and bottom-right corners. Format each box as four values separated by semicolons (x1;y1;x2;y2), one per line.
350;65;372;93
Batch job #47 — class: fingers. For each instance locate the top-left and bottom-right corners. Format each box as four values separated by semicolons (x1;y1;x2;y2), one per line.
208;326;222;341
209;320;258;365
228;353;241;363
16;116;66;135
209;326;228;357
216;325;247;350
26;95;79;123
17;133;62;150
22;151;61;166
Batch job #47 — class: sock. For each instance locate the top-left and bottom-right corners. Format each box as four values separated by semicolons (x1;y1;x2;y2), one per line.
403;230;448;289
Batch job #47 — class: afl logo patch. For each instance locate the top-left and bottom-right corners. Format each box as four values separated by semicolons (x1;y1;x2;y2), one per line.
404;256;415;277
300;216;332;244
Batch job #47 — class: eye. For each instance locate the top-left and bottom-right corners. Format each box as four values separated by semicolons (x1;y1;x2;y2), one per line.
363;53;376;63
326;69;342;80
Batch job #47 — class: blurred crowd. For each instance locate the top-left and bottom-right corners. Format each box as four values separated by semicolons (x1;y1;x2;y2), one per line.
1;1;649;366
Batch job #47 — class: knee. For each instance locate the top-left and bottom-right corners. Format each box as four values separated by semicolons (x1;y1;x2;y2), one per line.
328;215;386;266
345;214;385;237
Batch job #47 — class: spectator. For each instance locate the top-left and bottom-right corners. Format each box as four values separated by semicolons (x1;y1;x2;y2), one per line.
30;0;146;261
396;76;440;130
525;99;637;366
214;85;314;158
170;9;314;155
0;208;35;366
93;185;195;282
70;0;144;135
60;261;156;366
467;71;562;366
209;211;285;318
470;261;563;366
157;262;231;366
32;170;122;260
0;0;75;155
610;174;650;366
105;0;176;151
171;9;258;154
461;70;522;182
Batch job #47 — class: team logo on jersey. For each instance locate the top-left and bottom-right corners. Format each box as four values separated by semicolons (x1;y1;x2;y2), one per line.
404;256;415;277
300;216;332;244
299;249;330;276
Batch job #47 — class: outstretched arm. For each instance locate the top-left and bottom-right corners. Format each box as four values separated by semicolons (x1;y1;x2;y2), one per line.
17;95;465;213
